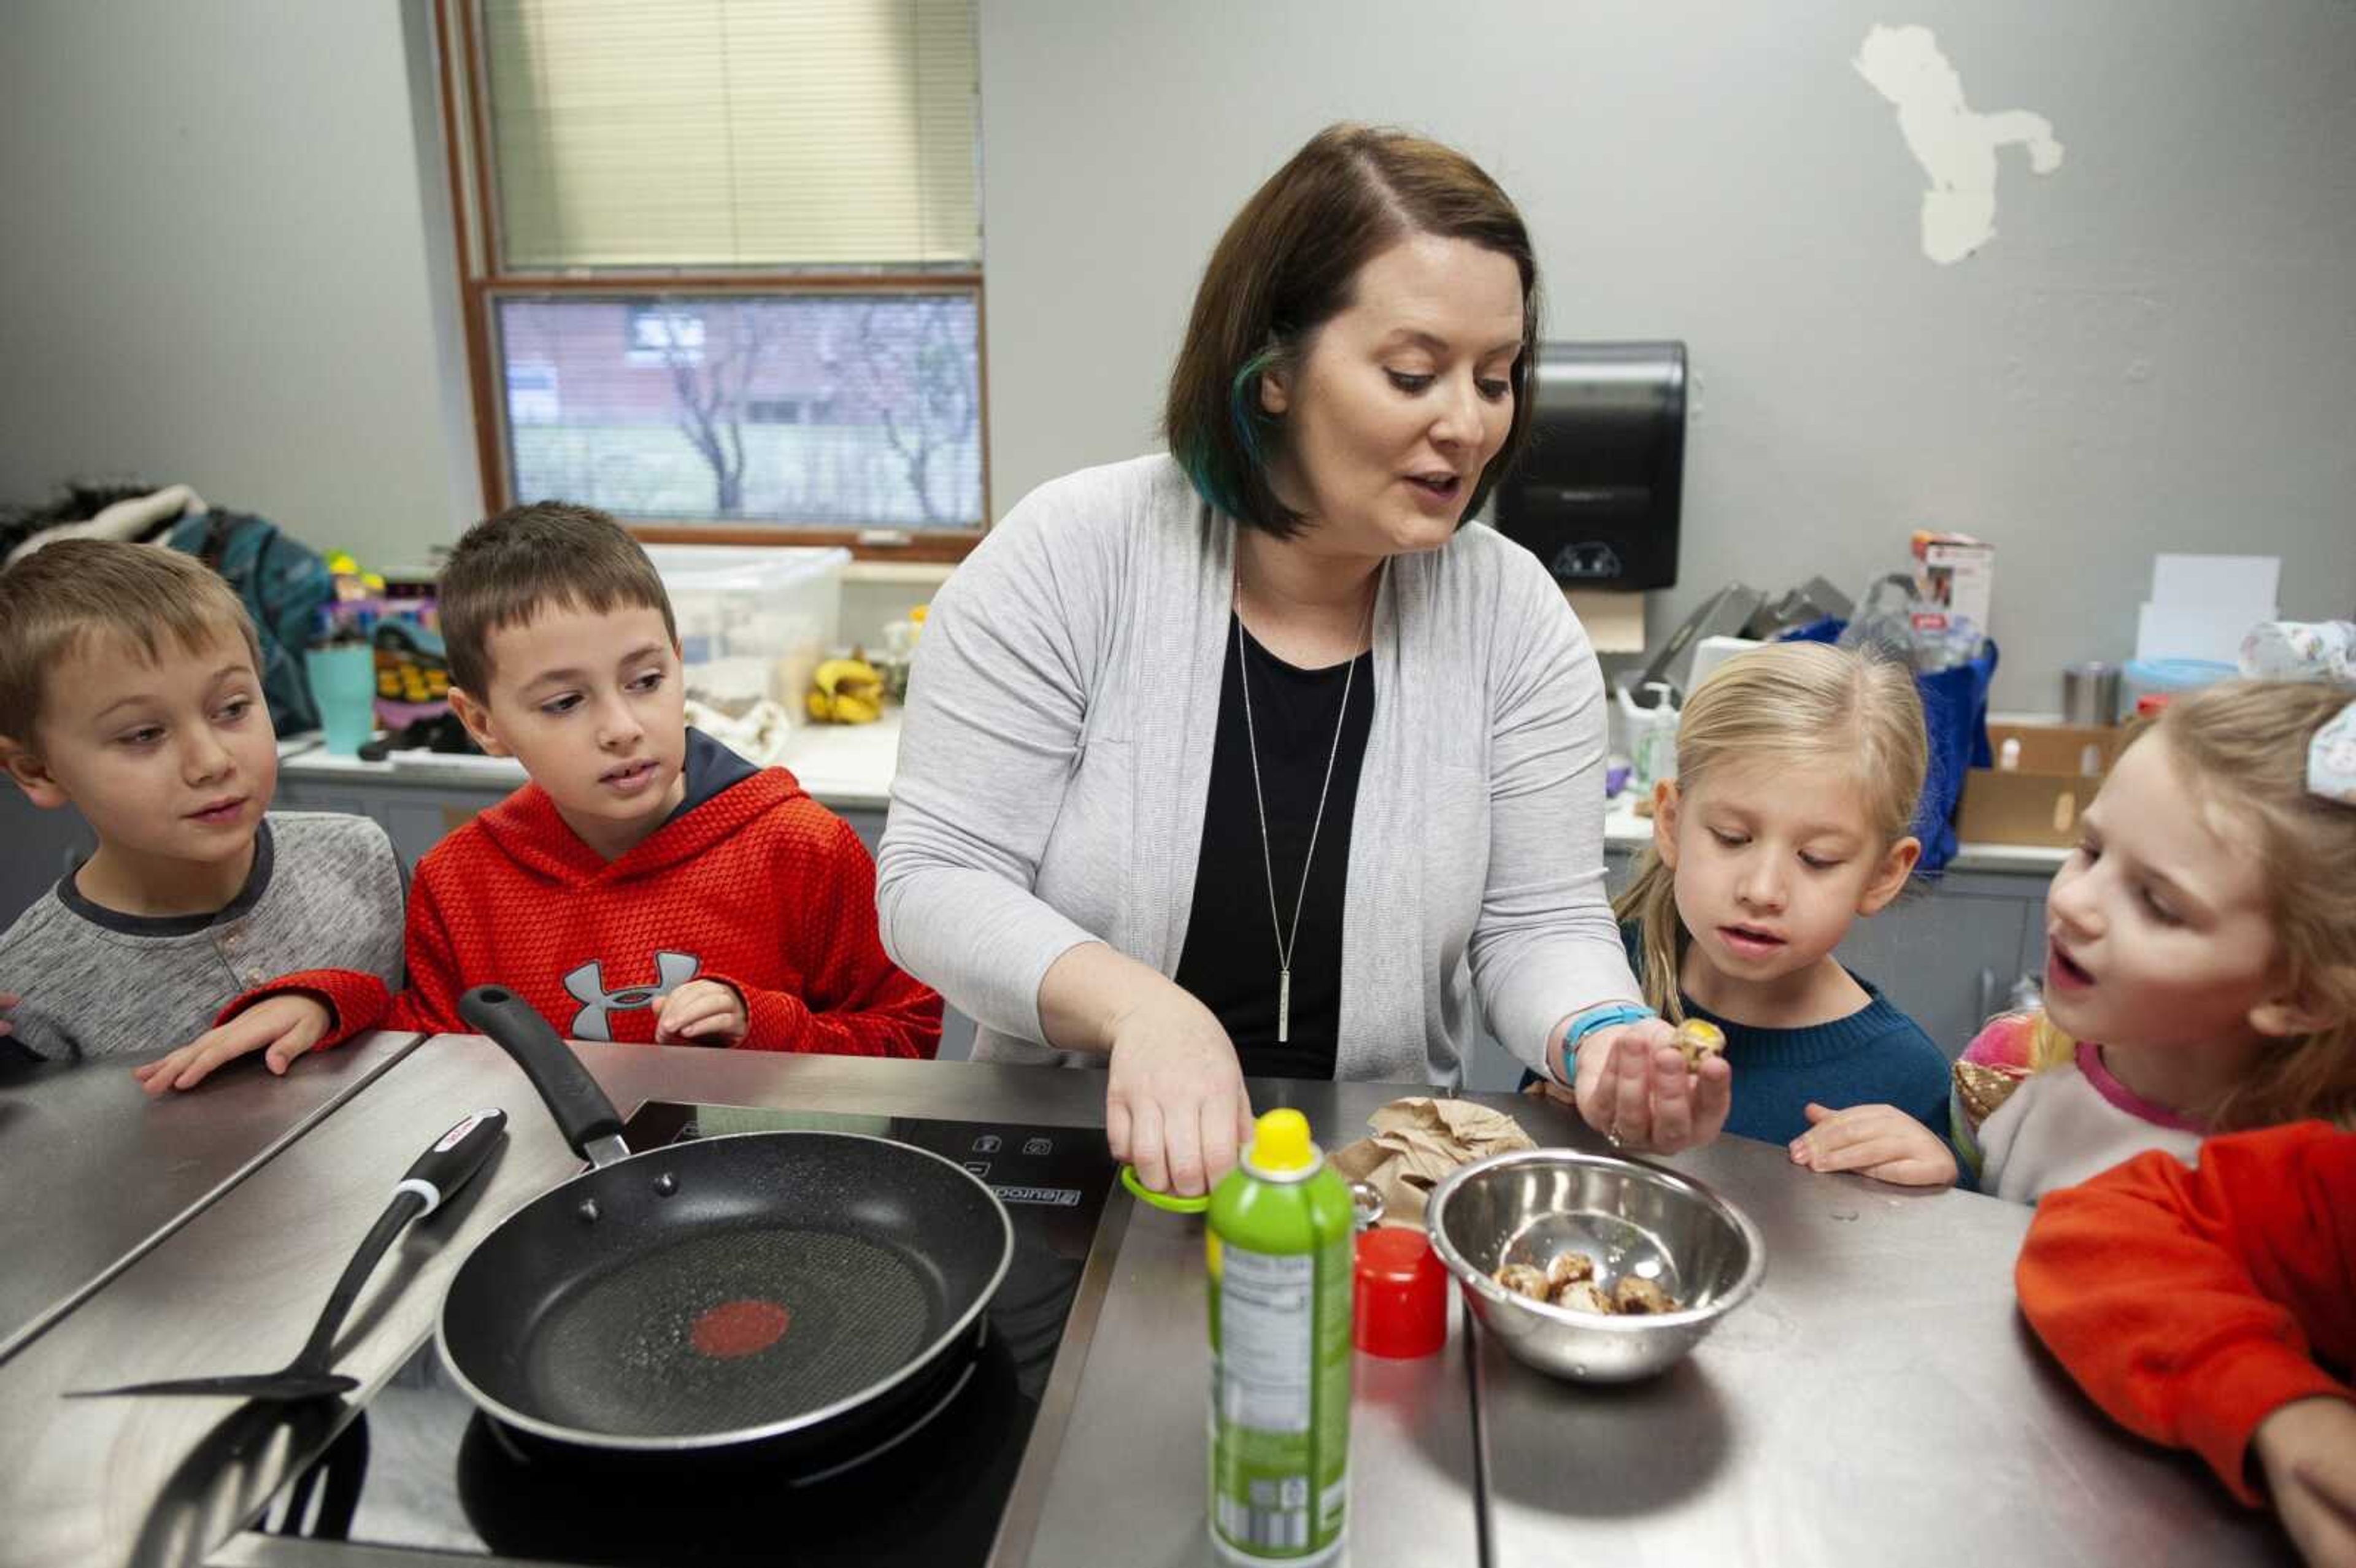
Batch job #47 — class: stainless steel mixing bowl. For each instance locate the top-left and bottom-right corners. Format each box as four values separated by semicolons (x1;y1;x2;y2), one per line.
1426;1148;1765;1382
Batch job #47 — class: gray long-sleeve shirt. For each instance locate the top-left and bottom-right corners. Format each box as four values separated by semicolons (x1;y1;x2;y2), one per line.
0;813;404;1063
875;454;1638;1087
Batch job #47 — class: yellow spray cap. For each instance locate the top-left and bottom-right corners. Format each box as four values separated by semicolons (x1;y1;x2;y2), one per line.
1250;1109;1315;1174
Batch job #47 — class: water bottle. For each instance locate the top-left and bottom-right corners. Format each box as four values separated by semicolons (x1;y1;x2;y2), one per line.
1206;1109;1354;1565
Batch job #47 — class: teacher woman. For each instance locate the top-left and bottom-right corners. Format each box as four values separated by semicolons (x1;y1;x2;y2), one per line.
877;124;1729;1194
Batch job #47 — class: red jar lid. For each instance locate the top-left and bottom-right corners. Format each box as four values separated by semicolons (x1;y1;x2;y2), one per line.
1353;1226;1449;1358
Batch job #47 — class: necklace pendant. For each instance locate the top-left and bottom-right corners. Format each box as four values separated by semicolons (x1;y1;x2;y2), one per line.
1277;967;1292;1045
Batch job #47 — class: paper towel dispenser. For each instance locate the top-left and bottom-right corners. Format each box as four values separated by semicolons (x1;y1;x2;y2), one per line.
1493;341;1686;590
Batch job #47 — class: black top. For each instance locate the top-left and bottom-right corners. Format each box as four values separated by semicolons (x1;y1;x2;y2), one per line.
1174;617;1374;1080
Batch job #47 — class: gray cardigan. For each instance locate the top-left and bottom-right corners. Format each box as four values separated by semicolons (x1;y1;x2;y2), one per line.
875;454;1638;1086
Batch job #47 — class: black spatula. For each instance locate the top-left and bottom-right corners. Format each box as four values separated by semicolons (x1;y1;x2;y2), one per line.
70;1107;506;1401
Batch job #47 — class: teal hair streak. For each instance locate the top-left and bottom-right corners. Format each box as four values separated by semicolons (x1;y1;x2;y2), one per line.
1226;347;1281;467
1178;347;1284;523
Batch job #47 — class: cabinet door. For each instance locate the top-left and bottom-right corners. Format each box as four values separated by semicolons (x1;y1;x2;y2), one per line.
268;781;374;819
0;791;93;928
837;808;887;855
821;805;972;1056
382;800;479;870
1833;878;2038;1058
2018;916;2053;1006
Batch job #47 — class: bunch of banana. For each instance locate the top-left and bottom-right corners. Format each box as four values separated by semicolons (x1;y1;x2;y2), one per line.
806;656;885;724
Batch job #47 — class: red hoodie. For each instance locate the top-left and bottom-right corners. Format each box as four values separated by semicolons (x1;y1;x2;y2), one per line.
2015;1121;2355;1504
241;764;939;1056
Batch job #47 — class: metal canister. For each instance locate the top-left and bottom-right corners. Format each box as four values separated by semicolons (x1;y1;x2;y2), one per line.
2061;661;2121;726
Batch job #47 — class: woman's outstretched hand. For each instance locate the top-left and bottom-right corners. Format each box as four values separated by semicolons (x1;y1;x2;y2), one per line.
1534;1018;1731;1155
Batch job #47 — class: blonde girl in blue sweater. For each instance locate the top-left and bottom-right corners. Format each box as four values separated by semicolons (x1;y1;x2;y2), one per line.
1548;642;1959;1184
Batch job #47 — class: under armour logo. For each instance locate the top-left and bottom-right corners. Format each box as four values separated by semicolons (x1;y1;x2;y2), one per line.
563;951;701;1041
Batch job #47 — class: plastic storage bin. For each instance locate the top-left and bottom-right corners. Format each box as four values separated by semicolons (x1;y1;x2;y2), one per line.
2123;657;2233;718
642;545;850;721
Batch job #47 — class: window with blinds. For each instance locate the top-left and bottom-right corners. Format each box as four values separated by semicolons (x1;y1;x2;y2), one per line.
443;0;985;550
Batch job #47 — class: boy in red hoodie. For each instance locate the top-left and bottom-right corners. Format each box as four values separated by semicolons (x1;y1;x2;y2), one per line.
144;502;939;1085
2016;1122;2355;1567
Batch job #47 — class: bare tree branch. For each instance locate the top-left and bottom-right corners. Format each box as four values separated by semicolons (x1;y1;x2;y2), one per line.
655;300;773;516
845;298;977;524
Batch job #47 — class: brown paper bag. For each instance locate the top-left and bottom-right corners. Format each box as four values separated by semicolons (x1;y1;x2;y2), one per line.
1330;1096;1536;1229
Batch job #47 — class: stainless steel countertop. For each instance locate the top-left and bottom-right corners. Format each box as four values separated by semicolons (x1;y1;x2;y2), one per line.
1012;1073;1479;1568
0;1032;594;1568
0;1040;2294;1567
0;1043;1477;1568
0;1030;423;1366
1470;1117;2290;1567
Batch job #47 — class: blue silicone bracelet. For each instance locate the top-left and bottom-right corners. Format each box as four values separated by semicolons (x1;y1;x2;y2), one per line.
1555;1002;1657;1082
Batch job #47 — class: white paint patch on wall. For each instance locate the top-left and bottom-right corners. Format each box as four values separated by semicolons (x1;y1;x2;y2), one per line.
1855;23;2065;264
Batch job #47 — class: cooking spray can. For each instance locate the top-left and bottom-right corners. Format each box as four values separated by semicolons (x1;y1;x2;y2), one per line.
1206;1108;1354;1565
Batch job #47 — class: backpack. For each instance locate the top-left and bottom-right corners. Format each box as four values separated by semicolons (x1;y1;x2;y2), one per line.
164;510;337;736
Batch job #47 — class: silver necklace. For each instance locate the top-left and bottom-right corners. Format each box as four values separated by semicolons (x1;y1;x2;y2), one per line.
1232;566;1379;1045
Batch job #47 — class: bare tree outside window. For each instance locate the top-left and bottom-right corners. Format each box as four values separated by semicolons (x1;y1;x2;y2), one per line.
498;294;983;530
649;304;774;518
845;299;980;526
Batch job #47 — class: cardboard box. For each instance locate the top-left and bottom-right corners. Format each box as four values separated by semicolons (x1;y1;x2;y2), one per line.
1911;531;1996;639
1954;721;2124;848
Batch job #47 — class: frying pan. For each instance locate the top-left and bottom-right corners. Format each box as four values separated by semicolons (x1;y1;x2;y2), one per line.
439;986;1012;1461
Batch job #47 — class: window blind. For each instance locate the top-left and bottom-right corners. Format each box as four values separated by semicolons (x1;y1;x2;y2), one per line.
482;0;979;270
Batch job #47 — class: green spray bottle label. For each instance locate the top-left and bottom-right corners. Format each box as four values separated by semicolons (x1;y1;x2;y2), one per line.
1206;1108;1354;1565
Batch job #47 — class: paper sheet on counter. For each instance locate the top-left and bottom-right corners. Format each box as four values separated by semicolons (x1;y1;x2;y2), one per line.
1330;1096;1537;1229
2136;553;2279;665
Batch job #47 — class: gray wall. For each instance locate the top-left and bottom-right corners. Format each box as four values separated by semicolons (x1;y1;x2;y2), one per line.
0;0;477;571
978;1;2356;709
4;1;2347;704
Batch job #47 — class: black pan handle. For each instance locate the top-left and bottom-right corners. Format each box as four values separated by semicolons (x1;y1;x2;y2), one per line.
458;986;626;1161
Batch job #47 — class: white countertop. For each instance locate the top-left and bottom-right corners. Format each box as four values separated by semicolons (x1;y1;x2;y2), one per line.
1600;787;2066;874
283;712;2062;874
279;711;903;812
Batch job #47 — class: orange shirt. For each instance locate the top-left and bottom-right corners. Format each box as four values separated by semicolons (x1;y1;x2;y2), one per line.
2014;1121;2355;1505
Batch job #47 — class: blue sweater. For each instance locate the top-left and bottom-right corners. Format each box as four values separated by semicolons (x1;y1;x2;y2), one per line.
1524;930;1956;1159
1675;980;1953;1151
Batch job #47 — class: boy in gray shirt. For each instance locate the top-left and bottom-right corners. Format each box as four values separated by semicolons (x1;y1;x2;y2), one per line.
0;540;402;1078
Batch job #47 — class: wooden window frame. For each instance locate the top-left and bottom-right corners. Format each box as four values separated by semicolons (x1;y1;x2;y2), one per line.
433;0;988;565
